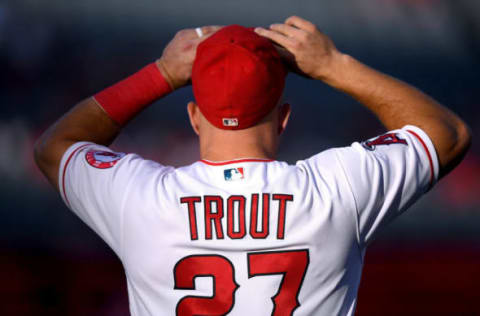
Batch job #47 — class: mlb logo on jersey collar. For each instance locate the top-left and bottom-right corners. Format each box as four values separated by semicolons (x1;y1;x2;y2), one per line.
224;167;244;181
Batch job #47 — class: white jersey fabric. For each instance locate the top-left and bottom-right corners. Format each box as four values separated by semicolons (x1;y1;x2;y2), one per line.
59;125;439;316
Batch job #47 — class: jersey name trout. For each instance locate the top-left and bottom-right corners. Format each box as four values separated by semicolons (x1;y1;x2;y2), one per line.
180;193;294;241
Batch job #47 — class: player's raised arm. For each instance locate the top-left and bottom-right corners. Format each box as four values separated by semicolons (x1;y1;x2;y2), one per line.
34;26;222;189
255;16;471;178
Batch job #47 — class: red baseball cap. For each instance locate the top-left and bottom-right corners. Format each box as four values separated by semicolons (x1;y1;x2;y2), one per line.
192;25;287;130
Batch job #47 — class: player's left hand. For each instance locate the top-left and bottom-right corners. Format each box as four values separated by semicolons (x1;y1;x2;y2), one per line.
157;26;222;90
255;16;341;81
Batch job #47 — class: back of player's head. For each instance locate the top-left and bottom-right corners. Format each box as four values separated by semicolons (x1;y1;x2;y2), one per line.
192;25;287;130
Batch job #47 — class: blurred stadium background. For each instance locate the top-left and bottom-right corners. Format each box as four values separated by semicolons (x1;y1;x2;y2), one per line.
1;0;479;315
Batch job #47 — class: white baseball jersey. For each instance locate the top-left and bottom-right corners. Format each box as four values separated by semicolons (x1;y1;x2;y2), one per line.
59;125;438;316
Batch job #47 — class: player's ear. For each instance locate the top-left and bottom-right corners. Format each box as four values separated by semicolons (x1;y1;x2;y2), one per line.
187;101;201;136
278;103;291;135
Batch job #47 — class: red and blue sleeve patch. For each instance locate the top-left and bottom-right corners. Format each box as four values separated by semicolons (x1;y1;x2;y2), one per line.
362;133;407;151
85;150;125;169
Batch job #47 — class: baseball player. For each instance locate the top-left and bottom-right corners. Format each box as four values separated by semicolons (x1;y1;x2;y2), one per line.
35;16;470;316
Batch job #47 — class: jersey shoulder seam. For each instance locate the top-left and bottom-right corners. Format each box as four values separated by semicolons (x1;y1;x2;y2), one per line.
333;149;365;258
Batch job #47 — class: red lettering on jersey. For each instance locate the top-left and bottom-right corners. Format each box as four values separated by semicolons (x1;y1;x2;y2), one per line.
250;193;269;239
363;133;407;150
180;193;294;241
204;196;224;240
180;197;201;240
273;194;293;239
227;196;246;239
248;250;309;315
174;255;238;315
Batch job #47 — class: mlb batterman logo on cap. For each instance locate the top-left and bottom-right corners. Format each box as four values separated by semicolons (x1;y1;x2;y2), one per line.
192;25;287;130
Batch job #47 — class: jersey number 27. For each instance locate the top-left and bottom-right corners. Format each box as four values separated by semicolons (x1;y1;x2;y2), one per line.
174;249;310;316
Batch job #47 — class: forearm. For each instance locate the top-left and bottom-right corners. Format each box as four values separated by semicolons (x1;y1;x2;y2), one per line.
323;53;471;176
34;98;121;188
34;62;172;188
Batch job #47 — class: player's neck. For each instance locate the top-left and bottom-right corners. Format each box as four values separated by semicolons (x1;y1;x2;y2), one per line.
197;115;281;162
199;134;277;162
201;148;275;162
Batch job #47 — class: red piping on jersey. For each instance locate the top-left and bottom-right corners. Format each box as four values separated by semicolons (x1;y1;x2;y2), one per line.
407;130;435;186
199;158;274;166
62;144;91;207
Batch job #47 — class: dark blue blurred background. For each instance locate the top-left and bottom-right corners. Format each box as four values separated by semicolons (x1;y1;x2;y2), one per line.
1;0;479;315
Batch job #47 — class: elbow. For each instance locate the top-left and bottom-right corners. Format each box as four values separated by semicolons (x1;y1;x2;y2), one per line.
439;119;472;178
455;120;472;158
33;134;61;188
33;132;56;173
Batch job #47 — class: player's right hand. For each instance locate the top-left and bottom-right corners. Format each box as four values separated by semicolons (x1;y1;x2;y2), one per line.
157;25;222;90
255;16;342;81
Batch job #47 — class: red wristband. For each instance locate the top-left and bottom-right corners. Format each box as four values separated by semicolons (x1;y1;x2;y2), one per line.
94;62;173;125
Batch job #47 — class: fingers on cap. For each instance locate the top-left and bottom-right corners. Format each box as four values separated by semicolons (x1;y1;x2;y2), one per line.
256;28;296;48
202;25;223;34
285;16;316;33
270;23;305;38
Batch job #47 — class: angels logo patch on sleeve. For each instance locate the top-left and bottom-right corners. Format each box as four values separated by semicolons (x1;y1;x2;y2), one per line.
85;150;125;169
362;133;407;151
